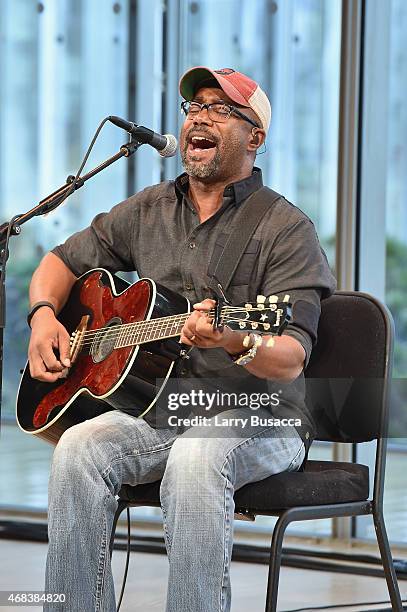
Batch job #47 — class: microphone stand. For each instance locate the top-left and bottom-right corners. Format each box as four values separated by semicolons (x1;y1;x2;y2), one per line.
0;138;142;415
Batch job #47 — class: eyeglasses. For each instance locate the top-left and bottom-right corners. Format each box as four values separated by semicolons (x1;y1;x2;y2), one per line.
181;100;260;129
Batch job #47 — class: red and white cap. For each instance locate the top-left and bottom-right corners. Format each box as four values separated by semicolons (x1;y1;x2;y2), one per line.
179;67;271;133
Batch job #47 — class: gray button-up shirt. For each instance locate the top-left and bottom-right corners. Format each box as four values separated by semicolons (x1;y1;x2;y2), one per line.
52;168;336;441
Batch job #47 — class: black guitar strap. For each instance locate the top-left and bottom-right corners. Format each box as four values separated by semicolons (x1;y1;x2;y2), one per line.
208;186;282;295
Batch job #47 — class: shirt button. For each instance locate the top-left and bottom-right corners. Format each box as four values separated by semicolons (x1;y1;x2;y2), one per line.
189;242;196;249
185;283;193;291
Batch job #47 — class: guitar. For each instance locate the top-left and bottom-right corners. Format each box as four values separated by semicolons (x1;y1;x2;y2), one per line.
16;268;291;444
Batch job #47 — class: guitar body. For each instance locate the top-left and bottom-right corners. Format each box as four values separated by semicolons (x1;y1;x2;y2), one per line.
16;269;190;444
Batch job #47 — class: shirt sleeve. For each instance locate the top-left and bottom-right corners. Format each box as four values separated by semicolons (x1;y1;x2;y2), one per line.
260;217;337;366
51;195;139;277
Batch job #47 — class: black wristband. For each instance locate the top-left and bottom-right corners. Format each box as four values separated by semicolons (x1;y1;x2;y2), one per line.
27;301;57;328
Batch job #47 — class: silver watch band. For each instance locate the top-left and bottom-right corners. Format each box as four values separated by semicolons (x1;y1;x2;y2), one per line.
233;333;263;366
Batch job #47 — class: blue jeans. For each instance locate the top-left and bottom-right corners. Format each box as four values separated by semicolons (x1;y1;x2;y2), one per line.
45;408;305;612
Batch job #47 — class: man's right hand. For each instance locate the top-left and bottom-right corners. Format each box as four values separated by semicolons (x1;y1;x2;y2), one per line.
28;307;71;382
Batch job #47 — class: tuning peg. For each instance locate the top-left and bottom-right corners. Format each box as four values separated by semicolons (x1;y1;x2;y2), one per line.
256;295;265;310
283;294;290;302
274;310;282;326
251;322;259;329
263;323;270;331
244;303;253;310
268;295;278;303
239;322;246;329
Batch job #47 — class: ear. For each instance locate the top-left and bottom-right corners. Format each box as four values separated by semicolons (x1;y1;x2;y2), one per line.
247;128;266;152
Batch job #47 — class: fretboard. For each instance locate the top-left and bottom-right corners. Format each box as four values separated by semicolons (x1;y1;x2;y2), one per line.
113;312;191;348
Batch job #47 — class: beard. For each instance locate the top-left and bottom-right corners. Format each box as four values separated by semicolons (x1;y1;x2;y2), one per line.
180;144;222;180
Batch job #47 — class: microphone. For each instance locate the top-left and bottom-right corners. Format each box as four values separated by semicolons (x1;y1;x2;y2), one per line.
108;115;177;158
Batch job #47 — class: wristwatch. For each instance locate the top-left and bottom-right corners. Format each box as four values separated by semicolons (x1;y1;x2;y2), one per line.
233;333;263;366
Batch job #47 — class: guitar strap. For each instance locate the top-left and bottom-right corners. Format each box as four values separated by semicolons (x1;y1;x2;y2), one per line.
208;186;282;295
207;187;312;469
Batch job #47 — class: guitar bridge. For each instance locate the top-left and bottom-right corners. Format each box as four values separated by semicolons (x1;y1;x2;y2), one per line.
70;315;89;364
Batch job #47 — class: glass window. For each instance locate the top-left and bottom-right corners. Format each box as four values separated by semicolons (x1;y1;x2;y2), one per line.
356;0;407;543
0;0;130;509
174;0;341;265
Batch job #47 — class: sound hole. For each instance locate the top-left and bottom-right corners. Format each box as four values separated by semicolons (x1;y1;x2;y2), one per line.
91;317;122;363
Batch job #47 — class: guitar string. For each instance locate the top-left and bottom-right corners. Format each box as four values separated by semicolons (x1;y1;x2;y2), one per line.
74;309;281;345
75;305;280;343
76;317;278;350
76;304;269;339
74;309;283;348
76;318;278;356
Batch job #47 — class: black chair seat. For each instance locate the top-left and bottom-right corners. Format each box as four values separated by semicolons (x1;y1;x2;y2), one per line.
117;460;369;511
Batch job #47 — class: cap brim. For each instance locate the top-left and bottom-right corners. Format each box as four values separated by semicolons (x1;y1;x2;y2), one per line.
179;66;250;107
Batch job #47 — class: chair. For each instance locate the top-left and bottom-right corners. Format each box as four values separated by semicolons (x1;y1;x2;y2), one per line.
110;291;403;611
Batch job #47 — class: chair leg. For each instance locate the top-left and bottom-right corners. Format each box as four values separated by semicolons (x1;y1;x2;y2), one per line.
109;500;128;557
373;509;404;612
265;512;292;612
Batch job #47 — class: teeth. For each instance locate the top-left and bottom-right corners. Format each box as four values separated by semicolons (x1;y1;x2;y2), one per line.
191;136;214;143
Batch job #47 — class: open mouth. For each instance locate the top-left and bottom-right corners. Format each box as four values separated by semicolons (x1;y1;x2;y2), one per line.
188;135;217;153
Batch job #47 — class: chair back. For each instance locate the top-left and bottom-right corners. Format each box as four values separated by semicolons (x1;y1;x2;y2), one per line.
305;292;394;443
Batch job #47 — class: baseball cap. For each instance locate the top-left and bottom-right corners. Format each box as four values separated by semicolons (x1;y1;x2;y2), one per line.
179;66;271;133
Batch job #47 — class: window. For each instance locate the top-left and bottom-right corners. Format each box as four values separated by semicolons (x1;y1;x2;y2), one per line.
174;0;341;265
0;0;130;508
356;0;407;543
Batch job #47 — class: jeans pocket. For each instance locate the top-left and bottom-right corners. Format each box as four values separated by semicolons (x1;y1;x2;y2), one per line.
287;442;306;472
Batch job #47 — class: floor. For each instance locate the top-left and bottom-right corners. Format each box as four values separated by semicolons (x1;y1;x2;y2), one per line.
0;537;405;612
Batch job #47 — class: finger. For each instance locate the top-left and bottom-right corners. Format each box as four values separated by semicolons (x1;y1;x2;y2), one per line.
193;299;216;312
195;315;220;338
29;357;65;382
180;332;194;346
181;316;199;339
38;342;65;372
195;298;215;307
37;370;67;383
194;300;215;315
58;327;71;367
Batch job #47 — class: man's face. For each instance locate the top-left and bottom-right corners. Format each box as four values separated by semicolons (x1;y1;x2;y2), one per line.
180;87;261;182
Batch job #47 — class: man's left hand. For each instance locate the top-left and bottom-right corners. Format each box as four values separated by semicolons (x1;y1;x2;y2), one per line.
180;299;236;350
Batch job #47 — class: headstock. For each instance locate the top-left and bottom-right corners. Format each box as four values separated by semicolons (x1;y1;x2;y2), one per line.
215;294;292;335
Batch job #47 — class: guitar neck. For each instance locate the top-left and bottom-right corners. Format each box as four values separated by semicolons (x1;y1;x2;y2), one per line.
76;300;289;354
114;312;190;348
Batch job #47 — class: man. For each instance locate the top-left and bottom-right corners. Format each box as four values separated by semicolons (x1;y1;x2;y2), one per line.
27;67;336;611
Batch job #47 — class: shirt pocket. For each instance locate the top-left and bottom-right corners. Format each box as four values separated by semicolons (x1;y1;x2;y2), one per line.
207;232;260;286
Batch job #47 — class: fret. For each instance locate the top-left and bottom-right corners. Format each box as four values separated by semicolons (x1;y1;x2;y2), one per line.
139;320;149;344
118;324;127;348
113;324;122;349
129;322;138;346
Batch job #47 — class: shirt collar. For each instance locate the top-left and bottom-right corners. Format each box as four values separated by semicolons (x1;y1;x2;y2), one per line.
175;167;264;207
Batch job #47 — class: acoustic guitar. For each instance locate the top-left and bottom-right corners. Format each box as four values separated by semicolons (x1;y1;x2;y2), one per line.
16;268;291;444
